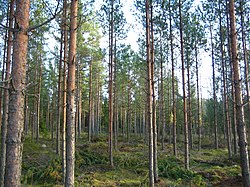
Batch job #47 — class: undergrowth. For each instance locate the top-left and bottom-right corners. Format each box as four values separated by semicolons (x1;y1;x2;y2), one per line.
20;134;242;186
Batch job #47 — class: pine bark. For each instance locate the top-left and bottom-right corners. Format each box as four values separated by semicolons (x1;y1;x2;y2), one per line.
179;0;189;170
4;0;30;186
62;0;68;183
150;4;158;182
0;0;14;185
146;0;154;185
229;0;250;186
57;26;64;155
240;0;250;130
65;0;78;185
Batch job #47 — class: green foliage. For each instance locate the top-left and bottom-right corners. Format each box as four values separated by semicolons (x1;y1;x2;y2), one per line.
159;156;194;180
22;158;62;185
158;156;206;186
76;146;109;168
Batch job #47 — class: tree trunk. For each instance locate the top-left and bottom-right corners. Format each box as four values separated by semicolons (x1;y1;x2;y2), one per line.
4;0;30;186
146;0;154;185
108;0;114;167
179;0;189;170
210;23;219;149
169;0;177;156
219;1;232;158
62;0;68;183
113;37;118;150
56;27;64;155
160;33;165;151
36;55;42;141
240;0;250;134
150;4;158;182
65;0;78;185
229;0;250;186
187;54;193;150
88;59;93;142
0;0;14;185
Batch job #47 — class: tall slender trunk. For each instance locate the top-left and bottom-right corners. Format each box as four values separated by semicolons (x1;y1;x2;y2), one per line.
169;0;177;156
187;54;192;149
62;0;68;183
108;0;114;167
113;37;118;150
4;0;30;186
229;0;250;186
150;3;158;182
210;23;219;149
88;59;93;142
160;32;165;151
226;1;238;155
195;42;201;151
0;1;14;185
219;1;232;158
57;28;63;154
179;0;189;170
146;0;154;185
127;75;131;141
36;55;42;141
240;0;250;130
65;0;78;185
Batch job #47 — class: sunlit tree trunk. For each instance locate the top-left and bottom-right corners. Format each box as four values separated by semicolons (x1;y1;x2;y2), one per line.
65;0;78;185
4;0;30;186
226;1;238;155
56;28;63;154
150;3;158;182
62;0;68;183
146;0;154;185
229;0;250;186
239;0;250;130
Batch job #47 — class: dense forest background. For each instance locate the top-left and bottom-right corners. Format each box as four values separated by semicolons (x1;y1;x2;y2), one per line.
0;0;250;186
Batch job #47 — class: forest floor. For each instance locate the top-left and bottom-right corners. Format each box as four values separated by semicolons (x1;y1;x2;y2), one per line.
20;134;243;186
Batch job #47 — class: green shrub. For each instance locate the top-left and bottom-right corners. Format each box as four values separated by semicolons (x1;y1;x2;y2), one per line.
22;158;62;185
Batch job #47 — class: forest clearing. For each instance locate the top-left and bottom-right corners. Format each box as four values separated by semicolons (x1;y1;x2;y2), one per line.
0;0;250;186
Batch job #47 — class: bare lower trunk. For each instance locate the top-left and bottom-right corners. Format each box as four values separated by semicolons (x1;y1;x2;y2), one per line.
0;0;14;185
4;0;30;186
179;0;189;170
62;0;68;183
229;0;250;186
65;0;78;186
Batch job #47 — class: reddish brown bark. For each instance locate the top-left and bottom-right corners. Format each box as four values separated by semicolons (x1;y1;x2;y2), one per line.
4;0;30;186
65;0;78;185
